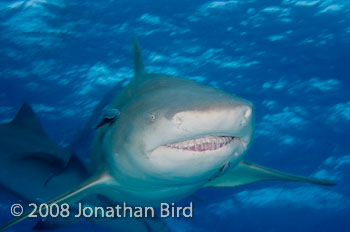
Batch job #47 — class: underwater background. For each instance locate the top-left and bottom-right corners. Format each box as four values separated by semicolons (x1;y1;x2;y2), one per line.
0;0;349;231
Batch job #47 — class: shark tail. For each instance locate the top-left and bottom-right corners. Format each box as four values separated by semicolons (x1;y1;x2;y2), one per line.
0;173;110;231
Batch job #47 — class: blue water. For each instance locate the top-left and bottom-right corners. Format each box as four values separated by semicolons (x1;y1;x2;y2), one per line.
0;0;349;231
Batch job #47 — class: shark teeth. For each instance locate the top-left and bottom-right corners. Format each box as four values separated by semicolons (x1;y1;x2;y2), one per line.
164;136;235;152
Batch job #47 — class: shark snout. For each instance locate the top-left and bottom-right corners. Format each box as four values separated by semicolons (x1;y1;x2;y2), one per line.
240;105;253;126
172;101;254;139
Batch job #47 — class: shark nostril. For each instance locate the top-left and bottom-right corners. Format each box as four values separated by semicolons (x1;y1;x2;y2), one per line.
174;116;182;125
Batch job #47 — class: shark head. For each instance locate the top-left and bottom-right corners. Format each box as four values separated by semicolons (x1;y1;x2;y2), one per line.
102;74;254;186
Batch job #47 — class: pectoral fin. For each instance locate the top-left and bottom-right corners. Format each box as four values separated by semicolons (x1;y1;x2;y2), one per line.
205;160;336;188
0;173;111;231
89;216;170;232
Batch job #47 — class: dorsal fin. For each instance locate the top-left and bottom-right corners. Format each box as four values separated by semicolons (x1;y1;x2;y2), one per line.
133;37;146;78
10;103;47;135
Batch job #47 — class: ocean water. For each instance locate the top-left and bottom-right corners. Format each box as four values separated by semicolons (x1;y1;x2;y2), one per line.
0;0;349;231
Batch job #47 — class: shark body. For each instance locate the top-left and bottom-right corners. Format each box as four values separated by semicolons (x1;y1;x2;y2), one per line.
0;40;335;231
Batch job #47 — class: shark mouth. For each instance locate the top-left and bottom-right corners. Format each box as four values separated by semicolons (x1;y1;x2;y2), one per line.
163;136;237;152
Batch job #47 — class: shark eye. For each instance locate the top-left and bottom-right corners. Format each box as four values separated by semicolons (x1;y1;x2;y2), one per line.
149;113;156;121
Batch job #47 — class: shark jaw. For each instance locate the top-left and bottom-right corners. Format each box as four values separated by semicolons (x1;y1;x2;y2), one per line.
147;133;247;181
154;135;243;154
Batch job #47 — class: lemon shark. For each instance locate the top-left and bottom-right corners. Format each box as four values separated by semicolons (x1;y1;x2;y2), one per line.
0;103;88;229
0;103;85;200
0;104;168;231
0;39;335;231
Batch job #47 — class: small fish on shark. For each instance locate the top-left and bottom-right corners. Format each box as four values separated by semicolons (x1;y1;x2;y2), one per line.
0;39;335;231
